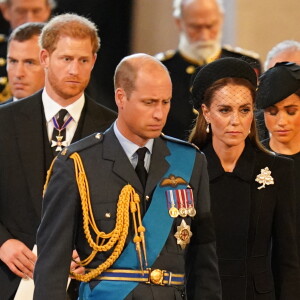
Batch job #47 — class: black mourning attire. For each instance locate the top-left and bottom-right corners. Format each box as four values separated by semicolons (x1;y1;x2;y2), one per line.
202;139;300;299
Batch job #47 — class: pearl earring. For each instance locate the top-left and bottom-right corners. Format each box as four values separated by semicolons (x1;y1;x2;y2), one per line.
206;123;210;133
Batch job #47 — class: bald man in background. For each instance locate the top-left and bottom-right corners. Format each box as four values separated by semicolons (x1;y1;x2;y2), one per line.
256;40;300;140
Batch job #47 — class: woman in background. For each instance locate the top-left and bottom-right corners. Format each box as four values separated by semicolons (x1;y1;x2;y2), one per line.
188;57;299;299
256;61;300;265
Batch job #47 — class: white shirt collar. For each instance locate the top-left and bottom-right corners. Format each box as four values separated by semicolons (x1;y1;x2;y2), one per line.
42;89;85;123
113;121;154;160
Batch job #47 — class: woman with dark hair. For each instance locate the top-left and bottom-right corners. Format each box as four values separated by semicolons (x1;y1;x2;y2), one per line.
188;57;300;299
256;61;300;268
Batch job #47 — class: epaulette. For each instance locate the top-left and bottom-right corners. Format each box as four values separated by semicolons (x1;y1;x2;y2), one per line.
223;44;260;60
155;49;176;62
160;132;200;151
58;132;103;160
0;34;7;43
0;82;11;102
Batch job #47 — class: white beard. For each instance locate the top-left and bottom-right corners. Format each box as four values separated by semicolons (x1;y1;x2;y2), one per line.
178;32;222;62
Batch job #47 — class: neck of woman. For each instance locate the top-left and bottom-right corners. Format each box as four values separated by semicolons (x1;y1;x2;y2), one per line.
269;137;300;155
212;140;245;172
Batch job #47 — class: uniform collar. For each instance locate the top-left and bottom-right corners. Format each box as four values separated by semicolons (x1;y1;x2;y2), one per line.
113;121;154;159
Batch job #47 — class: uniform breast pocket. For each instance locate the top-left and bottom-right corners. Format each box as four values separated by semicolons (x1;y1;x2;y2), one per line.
92;202;117;233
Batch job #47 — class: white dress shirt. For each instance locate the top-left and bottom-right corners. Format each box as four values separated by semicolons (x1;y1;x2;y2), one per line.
113;121;154;171
42;89;85;146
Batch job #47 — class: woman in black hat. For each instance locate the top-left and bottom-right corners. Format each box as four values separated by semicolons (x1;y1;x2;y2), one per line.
256;61;300;269
188;57;300;299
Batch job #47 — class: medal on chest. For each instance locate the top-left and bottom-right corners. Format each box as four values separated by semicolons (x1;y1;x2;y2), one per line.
51;114;73;152
174;219;193;249
165;188;196;218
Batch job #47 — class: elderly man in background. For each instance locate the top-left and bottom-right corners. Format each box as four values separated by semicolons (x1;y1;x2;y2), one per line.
156;0;261;140
256;40;300;140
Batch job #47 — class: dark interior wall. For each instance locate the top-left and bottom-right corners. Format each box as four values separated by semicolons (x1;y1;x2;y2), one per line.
54;0;133;110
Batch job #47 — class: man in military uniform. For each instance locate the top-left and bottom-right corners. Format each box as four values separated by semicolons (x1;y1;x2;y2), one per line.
0;0;54;101
156;0;261;140
33;53;221;300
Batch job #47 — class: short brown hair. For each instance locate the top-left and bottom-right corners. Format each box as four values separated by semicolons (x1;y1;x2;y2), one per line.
114;53;169;98
39;13;100;54
8;22;45;46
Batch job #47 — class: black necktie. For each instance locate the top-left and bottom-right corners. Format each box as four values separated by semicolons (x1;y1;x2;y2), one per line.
51;109;68;155
135;147;148;188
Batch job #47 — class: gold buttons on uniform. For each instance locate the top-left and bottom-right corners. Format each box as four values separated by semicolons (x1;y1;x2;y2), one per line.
95;133;102;139
0;58;6;66
186;65;196;74
61;148;68;155
0;77;7;85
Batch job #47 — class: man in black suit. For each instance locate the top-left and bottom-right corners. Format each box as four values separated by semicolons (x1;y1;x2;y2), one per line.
156;0;261;140
0;13;116;300
2;22;45;104
33;53;221;300
0;0;55;102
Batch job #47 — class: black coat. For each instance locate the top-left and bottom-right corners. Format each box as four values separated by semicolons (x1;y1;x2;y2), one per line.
158;48;261;140
262;139;300;277
202;140;300;300
33;127;222;300
0;90;116;299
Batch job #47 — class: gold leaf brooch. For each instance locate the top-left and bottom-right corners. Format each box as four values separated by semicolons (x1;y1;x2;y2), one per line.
255;167;274;190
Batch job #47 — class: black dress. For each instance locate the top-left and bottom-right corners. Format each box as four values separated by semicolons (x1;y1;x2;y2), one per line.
202;139;300;300
263;139;300;268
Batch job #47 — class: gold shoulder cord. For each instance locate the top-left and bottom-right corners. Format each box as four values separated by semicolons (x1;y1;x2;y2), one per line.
43;152;147;282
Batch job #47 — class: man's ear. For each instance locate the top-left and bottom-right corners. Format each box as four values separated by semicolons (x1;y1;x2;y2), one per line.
91;53;97;70
40;49;50;68
115;87;127;110
1;4;12;23
174;17;182;32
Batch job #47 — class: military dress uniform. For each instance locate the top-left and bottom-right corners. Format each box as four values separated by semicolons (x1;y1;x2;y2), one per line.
156;46;261;140
0;34;11;102
33;126;222;300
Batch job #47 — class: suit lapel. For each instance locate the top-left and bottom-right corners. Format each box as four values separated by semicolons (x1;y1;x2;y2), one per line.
72;95;114;142
13;91;46;215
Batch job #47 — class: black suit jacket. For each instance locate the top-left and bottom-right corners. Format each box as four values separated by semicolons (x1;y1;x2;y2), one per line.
33;127;221;300
0;90;116;299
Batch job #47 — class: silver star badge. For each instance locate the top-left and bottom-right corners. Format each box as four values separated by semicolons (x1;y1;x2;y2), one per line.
174;219;193;249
